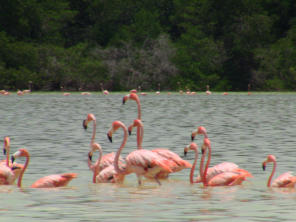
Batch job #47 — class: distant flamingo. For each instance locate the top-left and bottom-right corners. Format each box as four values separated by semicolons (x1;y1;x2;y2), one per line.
11;149;77;188
262;155;296;188
88;143;125;183
107;120;172;185
191;126;252;186
83;113;118;173
183;142;200;184
129;119;191;179
206;85;212;95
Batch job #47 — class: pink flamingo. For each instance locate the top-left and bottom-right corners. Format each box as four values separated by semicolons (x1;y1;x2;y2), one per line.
129;119;191;179
262;155;296;188
83;113;118;172
107;120;172;185
183;142;200;184
0;137;23;185
201;138;252;186
11;148;77;188
191;126;242;183
191;126;252;186
88;143;125;183
123;93;191;178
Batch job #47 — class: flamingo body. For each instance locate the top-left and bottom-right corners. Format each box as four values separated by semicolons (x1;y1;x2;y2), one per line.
0;165;16;185
96;165;125;183
31;173;77;188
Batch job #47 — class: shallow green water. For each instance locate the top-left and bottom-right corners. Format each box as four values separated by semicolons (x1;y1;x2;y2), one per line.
1;92;296;221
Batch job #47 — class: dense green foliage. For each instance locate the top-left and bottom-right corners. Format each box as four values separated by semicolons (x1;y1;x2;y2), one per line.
1;0;296;91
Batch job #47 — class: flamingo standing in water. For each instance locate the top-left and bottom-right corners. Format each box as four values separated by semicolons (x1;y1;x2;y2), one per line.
0;137;23;185
107;120;172;185
11;149;77;188
191;126;252;186
201;138;252;186
83;113;118;172
183;142;200;184
129;119;192;179
123;93;191;179
262;155;296;188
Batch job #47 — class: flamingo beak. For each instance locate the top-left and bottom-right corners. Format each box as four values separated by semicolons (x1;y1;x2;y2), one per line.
11;156;15;163
88;152;93;161
107;133;112;143
83;120;88;130
3;148;6;155
262;163;266;171
122;97;126;105
11;166;21;171
184;146;189;156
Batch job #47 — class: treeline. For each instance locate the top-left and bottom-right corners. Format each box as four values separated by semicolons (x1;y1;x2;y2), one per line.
0;0;296;91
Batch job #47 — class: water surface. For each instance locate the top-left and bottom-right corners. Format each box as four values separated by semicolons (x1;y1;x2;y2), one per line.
1;92;296;221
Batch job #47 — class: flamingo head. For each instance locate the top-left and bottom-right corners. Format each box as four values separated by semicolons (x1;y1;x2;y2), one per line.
262;155;276;171
83;113;96;130
107;121;124;142
197;126;207;136
122;93;139;105
11;148;29;163
3;136;10;155
191;130;197;141
128;124;133;136
184;142;198;156
11;163;23;178
90;143;102;159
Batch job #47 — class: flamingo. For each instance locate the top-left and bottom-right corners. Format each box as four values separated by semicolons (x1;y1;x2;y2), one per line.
83;113;118;172
0;137;23;185
88;143;125;183
206;85;212;95
183;142;200;184
191;126;242;183
262;155;296;188
107;120;172;185
123;93;191;178
201;138;252;186
11;148;77;188
191;126;252;186
129;119;192;179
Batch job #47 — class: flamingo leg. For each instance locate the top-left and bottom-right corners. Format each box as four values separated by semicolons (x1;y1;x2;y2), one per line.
154;176;161;186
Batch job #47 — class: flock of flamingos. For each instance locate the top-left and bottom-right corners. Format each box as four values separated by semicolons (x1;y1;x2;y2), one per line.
0;91;295;189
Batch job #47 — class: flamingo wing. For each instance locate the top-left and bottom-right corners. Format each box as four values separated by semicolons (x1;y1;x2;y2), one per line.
126;149;172;177
31;173;77;188
207;171;249;186
197;162;239;183
152;148;192;171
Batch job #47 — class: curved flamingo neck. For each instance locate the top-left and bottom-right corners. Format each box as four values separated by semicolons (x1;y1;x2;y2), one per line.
199;145;206;182
5;145;10;167
135;98;141;120
114;124;128;174
92;147;102;183
18;154;30;188
267;160;276;187
136;123;143;149
202;142;211;186
91;119;96;145
190;147;199;184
